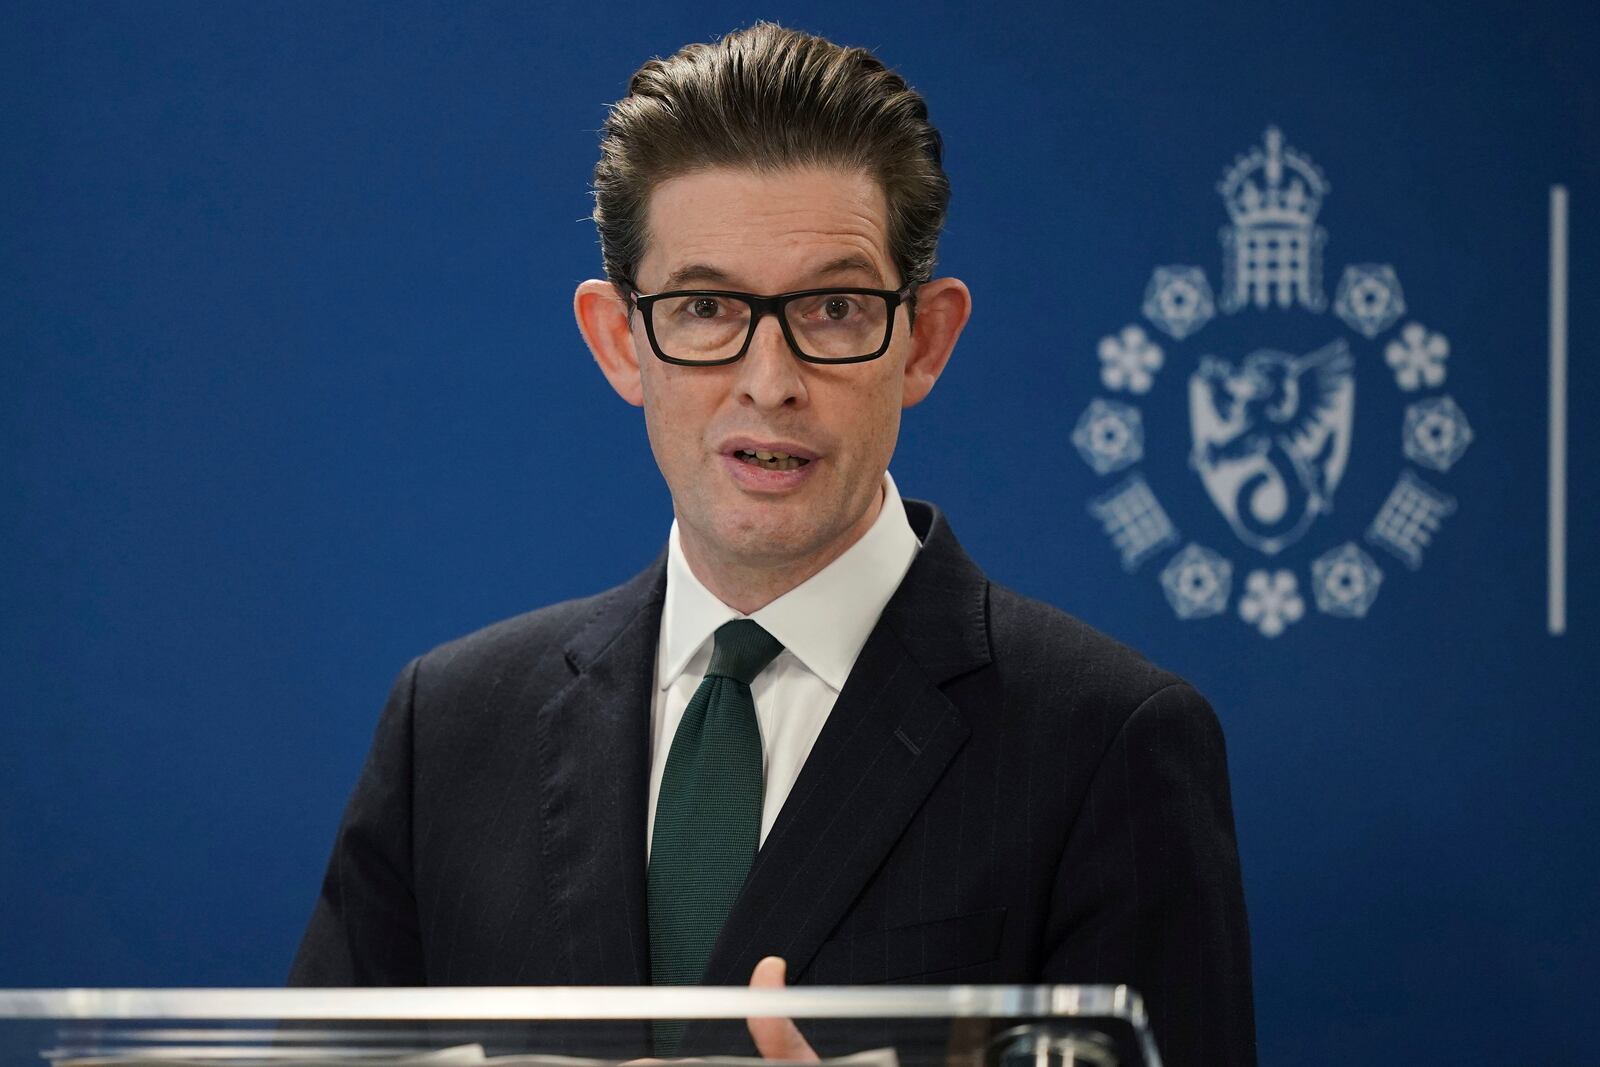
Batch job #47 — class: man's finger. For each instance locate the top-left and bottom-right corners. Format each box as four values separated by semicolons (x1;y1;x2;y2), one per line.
747;956;819;1062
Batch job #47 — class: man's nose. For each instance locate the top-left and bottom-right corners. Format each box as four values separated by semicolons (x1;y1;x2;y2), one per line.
735;313;807;409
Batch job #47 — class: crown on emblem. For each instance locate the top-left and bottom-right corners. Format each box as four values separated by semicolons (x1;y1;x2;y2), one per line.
1218;127;1330;313
1218;126;1328;228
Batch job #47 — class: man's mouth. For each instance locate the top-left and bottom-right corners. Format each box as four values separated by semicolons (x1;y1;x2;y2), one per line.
732;449;810;472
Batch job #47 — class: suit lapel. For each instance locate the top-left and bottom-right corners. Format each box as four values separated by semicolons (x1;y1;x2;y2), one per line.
533;556;665;986
699;501;992;986
529;502;991;995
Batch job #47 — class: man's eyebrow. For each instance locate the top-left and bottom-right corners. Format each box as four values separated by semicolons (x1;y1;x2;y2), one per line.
811;256;885;285
656;256;886;293
660;263;734;290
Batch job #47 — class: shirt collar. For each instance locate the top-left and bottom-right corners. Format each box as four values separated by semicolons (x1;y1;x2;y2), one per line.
657;472;922;693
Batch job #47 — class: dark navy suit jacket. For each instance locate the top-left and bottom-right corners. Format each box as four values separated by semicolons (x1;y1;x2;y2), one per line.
290;500;1255;1066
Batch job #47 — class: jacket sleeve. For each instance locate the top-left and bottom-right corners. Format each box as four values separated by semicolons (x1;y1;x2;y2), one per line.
1042;682;1257;1067
287;659;426;986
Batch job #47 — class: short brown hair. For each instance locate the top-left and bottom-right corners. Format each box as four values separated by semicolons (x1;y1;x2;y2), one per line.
591;22;950;293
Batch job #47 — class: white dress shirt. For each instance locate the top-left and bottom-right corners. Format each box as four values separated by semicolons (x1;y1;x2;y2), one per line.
647;473;922;858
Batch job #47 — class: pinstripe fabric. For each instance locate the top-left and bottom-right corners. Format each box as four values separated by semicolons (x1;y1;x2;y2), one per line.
290;499;1255;1066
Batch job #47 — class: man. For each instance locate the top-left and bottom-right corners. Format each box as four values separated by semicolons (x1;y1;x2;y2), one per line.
290;23;1255;1066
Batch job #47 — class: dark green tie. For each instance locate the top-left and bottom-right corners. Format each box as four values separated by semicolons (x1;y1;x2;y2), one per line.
649;619;784;999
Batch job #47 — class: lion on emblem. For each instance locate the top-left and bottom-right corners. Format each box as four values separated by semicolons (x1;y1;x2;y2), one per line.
1189;339;1355;555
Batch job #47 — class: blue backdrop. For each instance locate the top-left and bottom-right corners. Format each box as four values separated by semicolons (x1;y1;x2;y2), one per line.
2;3;1595;1063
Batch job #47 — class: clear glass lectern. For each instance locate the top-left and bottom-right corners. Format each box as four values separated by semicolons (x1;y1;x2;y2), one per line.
0;987;1159;1067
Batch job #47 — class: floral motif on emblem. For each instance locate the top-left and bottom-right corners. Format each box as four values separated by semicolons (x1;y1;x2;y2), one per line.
1160;544;1233;619
1385;322;1450;391
1142;266;1216;340
1310;542;1384;618
1238;569;1305;638
1097;324;1164;395
1403;395;1474;472
1333;264;1407;339
1072;399;1144;475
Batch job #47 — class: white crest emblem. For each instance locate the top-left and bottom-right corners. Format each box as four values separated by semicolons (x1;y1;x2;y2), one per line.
1074;127;1474;638
1188;340;1354;555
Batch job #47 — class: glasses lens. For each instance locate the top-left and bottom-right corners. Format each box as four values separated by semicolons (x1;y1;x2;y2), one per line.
649;293;752;362
784;291;891;360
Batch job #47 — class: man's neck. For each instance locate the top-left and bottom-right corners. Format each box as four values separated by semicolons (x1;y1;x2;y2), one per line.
677;490;886;615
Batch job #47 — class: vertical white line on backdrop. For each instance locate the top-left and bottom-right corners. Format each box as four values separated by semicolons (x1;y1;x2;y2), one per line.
1549;185;1568;636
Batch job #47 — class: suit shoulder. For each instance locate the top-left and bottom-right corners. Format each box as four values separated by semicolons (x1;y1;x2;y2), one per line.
411;565;659;693
985;580;1199;715
418;592;589;666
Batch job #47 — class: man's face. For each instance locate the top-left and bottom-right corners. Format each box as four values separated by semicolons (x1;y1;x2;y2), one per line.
629;166;918;583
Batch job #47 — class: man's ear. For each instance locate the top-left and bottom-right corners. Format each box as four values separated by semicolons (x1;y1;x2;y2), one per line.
574;279;644;407
901;277;971;408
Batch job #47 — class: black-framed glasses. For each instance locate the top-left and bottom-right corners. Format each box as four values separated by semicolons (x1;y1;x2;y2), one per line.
628;285;916;366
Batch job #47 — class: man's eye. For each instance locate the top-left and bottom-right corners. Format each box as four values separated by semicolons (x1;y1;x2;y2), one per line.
691;297;721;318
823;298;852;320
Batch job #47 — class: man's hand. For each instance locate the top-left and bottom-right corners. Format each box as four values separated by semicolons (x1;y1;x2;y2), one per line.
746;956;819;1061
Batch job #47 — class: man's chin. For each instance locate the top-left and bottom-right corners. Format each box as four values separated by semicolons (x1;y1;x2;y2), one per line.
691;504;839;568
717;523;831;570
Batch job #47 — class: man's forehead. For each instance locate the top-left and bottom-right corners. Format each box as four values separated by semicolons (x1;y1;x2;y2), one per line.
638;165;894;289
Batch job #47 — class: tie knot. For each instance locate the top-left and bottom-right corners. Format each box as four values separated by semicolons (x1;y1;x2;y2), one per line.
706;620;784;685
